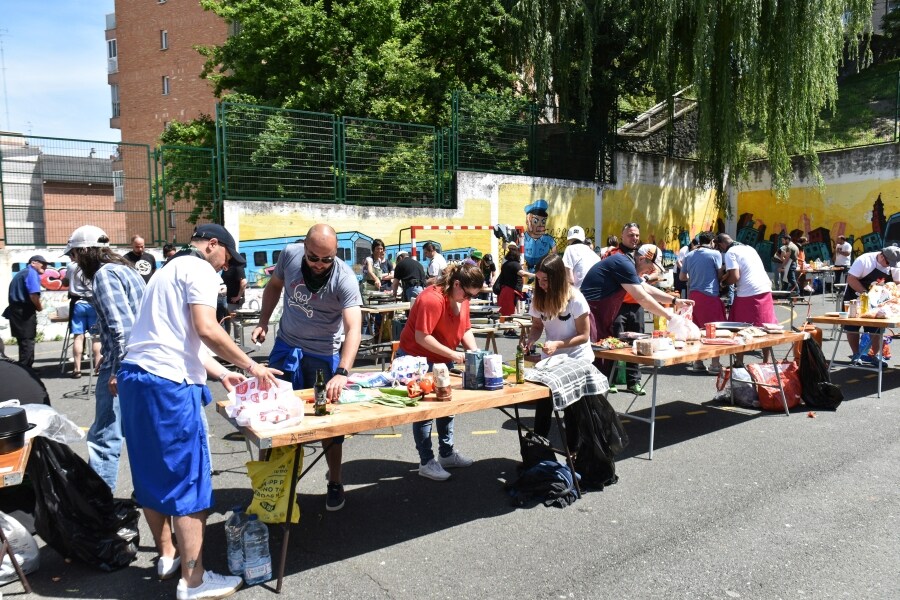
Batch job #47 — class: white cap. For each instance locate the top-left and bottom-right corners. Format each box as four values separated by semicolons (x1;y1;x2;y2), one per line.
566;225;586;242
64;225;109;255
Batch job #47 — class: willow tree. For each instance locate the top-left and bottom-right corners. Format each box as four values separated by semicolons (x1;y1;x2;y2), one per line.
511;0;873;208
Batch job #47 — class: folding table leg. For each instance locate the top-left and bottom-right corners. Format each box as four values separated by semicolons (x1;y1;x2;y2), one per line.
0;526;31;592
769;360;790;416
275;443;304;594
552;409;581;496
647;367;658;460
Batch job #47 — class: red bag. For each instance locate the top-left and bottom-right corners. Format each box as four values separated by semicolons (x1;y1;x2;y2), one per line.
745;362;802;412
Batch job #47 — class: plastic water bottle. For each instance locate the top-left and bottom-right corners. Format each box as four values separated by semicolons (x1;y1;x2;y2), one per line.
242;514;272;585
225;507;247;576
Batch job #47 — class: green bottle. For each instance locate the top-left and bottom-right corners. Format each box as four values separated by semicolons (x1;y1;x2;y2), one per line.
515;344;525;384
314;369;328;416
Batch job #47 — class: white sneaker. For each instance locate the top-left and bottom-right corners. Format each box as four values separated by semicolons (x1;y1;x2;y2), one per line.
418;458;451;481
176;571;242;600
157;554;181;580
439;451;473;469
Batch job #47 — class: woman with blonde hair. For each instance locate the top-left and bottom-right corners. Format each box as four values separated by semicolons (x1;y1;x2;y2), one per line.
524;254;593;437
397;262;484;481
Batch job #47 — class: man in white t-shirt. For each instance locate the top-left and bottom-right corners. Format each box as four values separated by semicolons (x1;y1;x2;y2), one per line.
562;225;600;288
834;235;852;283
841;247;900;364
117;224;280;599
715;234;775;326
423;241;447;285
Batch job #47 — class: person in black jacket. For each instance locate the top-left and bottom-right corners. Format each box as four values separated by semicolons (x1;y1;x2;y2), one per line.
391;252;427;302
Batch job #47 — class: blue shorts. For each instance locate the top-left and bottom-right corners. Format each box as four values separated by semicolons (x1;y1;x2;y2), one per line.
117;363;213;516
70;301;98;335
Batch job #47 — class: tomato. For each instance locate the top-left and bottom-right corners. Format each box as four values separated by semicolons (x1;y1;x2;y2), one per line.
407;380;423;398
419;375;435;394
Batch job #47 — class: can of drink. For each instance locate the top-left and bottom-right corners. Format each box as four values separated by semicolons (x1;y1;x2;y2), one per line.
705;323;716;338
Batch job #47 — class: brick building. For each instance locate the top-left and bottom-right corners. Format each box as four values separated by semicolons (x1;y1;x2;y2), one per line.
105;0;227;243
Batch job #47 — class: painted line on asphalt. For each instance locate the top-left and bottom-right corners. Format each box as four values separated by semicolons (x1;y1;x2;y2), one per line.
472;430;497;435
846;379;860;384
686;410;707;415
374;434;402;438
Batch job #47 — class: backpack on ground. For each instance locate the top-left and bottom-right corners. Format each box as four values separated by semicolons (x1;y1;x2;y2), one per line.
798;337;843;410
505;460;580;508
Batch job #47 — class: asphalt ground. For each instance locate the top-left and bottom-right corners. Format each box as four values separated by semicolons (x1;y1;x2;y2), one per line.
1;295;897;599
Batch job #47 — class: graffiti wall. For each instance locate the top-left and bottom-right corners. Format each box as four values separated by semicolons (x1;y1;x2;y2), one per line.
737;144;900;270
601;152;725;265
230;171;601;286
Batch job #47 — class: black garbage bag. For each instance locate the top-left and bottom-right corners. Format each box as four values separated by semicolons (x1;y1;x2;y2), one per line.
26;437;140;571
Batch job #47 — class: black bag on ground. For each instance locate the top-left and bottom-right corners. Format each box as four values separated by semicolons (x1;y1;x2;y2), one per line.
26;437;140;571
519;431;557;468
504;460;580;508
798;337;843;410
564;393;628;490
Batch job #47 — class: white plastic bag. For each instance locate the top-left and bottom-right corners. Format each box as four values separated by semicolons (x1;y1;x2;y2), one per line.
0;511;39;584
0;400;85;445
225;377;302;431
390;355;427;384
667;313;701;342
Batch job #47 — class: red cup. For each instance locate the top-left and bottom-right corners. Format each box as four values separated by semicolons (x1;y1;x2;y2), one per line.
705;323;716;338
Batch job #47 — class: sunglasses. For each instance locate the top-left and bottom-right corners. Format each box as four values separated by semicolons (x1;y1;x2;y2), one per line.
306;253;336;264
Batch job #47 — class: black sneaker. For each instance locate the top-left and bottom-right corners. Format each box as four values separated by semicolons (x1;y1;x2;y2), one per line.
326;482;345;512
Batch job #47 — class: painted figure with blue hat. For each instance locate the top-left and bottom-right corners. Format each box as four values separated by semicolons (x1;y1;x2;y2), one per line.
523;199;557;272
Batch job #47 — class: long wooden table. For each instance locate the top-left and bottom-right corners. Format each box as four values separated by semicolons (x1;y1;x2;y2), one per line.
808;315;900;398
594;331;806;459
216;380;553;592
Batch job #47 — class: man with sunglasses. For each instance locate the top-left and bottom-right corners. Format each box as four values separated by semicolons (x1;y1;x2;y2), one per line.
252;224;363;512
601;222;650;394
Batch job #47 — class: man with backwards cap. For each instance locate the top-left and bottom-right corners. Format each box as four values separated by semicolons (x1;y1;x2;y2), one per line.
65;225;145;492
116;223;281;599
842;245;900;366
561;225;600;288
581;244;691;391
3;254;48;369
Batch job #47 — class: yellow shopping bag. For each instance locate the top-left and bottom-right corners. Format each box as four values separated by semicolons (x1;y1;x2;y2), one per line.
246;446;302;524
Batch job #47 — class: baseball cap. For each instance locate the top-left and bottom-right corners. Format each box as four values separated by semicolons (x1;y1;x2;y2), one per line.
28;255;49;266
396;250;409;259
567;226;586;242
636;244;664;272
192;224;246;266
882;246;900;268
64;225;110;255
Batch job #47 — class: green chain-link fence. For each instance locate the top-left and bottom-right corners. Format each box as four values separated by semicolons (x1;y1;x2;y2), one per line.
155;144;218;245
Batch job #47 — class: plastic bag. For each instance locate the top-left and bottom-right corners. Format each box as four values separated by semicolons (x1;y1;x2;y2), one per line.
246;446;301;524
745;362;802;412
26;437;140;571
0;511;39;584
715;367;759;409
390;355;427;384
225;377;302;431
0;401;86;444
667;313;701;341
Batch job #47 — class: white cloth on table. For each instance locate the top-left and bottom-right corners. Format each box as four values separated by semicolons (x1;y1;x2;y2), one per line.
524;355;608;410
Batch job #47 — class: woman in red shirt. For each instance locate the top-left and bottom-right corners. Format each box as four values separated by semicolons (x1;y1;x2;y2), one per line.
398;262;484;481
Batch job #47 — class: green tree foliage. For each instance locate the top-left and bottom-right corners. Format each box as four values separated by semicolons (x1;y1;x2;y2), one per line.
156;116;218;223
197;0;517;124
511;0;873;207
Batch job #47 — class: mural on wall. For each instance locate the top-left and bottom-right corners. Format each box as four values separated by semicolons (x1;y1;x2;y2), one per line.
738;183;900;270
600;180;724;267
236;181;598;286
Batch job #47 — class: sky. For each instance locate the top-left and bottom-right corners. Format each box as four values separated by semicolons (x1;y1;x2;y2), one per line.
1;0;118;143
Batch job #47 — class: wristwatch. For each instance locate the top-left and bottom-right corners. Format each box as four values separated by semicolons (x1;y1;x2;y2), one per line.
334;367;349;377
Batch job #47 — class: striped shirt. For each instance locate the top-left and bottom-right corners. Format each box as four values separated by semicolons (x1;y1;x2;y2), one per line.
89;263;146;374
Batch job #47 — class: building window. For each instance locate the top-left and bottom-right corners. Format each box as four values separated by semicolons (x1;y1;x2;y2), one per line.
113;170;125;203
169;209;177;229
107;39;118;73
160;30;168;50
110;84;120;118
162;75;170;96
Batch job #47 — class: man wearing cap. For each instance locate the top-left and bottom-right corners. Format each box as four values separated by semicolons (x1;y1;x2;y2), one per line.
392;251;427;302
116;223;280;598
581;244;689;391
562;225;600;288
3;255;48;369
251;224;363;512
65;225;145;491
841;246;900;366
523;199;556;272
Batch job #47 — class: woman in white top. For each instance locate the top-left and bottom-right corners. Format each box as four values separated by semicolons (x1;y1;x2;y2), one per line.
524;254;593;438
364;238;394;292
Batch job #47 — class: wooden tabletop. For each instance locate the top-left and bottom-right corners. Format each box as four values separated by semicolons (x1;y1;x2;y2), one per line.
0;438;32;488
808;315;900;328
593;331;806;367
361;302;410;314
216;379;549;450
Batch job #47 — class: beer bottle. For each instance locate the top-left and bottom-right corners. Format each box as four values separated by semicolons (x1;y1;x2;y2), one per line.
314;369;328;416
515;344;525;384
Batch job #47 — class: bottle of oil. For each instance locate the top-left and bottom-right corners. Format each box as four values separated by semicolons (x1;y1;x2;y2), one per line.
860;291;869;315
314;369;328;416
515;344;525;384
